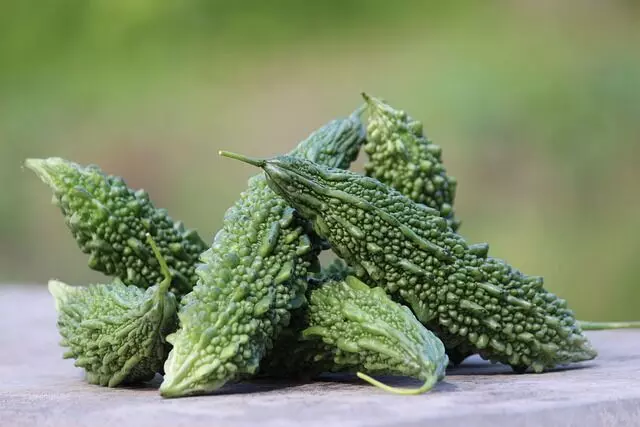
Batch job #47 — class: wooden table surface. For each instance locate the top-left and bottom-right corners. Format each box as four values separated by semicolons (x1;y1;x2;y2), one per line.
1;284;639;427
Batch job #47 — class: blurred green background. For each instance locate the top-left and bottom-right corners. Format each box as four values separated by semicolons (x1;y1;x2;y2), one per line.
2;1;639;321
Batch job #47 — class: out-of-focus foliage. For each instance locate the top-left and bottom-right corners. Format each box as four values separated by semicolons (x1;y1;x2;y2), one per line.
2;1;640;322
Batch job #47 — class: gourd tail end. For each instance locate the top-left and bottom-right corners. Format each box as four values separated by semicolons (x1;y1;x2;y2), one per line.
218;151;266;168
48;279;76;311
356;372;437;395
24;158;65;190
361;92;385;108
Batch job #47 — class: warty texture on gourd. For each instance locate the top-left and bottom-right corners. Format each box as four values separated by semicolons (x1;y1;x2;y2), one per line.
361;94;640;353
48;236;177;387
362;93;460;231
263;275;448;395
25;158;208;298
223;153;597;373
160;109;366;397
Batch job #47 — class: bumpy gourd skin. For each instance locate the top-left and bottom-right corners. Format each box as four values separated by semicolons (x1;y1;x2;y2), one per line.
237;154;597;373
263;276;448;392
48;272;177;387
362;93;460;231
25;158;208;298
160;110;366;397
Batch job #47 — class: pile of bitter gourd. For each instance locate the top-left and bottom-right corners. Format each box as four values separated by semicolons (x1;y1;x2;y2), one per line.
26;93;640;398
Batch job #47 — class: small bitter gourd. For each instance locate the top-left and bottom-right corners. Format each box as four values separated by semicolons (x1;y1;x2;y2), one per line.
160;109;366;397
263;275;448;394
223;153;598;373
26;158;208;298
49;235;177;387
362;93;460;231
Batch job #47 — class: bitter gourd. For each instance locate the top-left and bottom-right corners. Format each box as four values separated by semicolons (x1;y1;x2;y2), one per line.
361;94;637;351
25;158;208;298
159;109;366;397
49;235;177;387
223;152;598;373
262;275;448;394
362;93;460;231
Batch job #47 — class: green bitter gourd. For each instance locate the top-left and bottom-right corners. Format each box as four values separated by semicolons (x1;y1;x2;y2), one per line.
222;152;598;373
49;235;177;387
160;109;366;397
263;275;448;394
25;158;208;298
362;93;460;231
361;94;639;345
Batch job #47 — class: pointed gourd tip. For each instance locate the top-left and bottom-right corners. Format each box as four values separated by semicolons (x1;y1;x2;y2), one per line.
48;279;70;295
24;158;43;170
361;92;384;110
24;158;53;185
48;279;73;310
159;376;207;399
24;157;71;189
159;383;182;399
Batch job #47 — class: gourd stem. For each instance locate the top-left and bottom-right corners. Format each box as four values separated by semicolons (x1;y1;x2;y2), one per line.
146;233;172;293
578;320;640;330
218;151;266;168
356;372;436;395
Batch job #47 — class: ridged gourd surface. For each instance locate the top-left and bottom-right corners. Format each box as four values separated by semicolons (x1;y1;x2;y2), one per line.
160;111;366;397
49;278;177;387
251;155;597;373
263;275;448;390
26;158;208;298
362;94;460;231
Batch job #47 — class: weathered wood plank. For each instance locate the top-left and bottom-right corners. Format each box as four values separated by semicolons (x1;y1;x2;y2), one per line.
1;284;639;427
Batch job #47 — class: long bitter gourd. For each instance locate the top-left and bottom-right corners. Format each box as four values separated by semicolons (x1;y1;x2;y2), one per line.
49;235;177;387
263;275;448;394
362;93;460;231
26;158;208;298
361;94;637;348
223;152;597;373
160;109;366;397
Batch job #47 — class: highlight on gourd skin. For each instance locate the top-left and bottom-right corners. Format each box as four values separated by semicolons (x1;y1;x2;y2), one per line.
26;92;639;399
